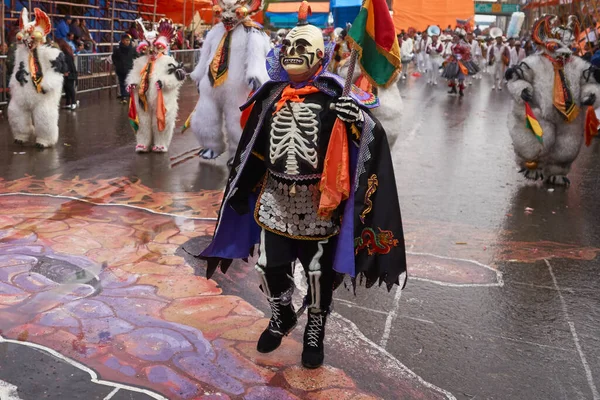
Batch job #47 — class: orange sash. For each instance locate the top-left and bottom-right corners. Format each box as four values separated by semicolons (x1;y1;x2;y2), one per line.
273;85;321;114
543;54;579;122
318;118;350;218
156;86;166;132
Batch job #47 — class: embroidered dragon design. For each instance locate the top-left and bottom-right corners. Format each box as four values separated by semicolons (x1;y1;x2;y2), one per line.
359;174;378;223
354;227;399;256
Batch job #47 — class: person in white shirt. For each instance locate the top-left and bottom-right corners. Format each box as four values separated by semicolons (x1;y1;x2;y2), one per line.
515;40;526;63
420;31;431;74
487;36;510;90
466;32;482;83
481;38;492;74
426;33;444;85
508;37;519;67
442;35;454;58
414;33;423;73
400;34;414;80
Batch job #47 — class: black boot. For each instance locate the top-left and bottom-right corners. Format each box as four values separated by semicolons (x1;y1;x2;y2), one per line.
257;287;298;353
448;85;457;94
302;309;328;369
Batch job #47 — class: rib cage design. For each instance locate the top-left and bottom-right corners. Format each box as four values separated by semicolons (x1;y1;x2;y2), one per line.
269;102;322;175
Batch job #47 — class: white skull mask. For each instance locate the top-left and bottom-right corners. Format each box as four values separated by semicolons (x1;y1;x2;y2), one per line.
280;24;324;82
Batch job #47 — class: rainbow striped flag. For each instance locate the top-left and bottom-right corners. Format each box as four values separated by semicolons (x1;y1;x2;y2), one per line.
347;0;401;87
128;96;139;133
525;102;543;143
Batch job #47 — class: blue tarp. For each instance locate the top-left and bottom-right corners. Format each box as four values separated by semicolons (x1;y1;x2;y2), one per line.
331;0;360;27
266;12;329;28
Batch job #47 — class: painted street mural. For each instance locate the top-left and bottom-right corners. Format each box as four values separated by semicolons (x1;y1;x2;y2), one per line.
1;176;599;399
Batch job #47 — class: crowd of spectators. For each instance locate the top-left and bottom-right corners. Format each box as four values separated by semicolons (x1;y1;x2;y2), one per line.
54;15;96;54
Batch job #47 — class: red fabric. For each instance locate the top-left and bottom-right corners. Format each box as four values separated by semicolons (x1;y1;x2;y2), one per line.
370;0;397;52
355;74;373;93
140;0;263;25
240;91;255;129
585;106;599;147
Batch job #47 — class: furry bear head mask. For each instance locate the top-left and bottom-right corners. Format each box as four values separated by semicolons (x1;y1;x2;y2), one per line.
213;0;263;31
16;8;51;51
136;18;175;59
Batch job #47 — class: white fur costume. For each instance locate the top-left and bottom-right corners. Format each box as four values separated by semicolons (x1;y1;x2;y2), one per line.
506;16;600;185
339;62;403;149
190;0;271;163
126;19;185;153
9;8;65;148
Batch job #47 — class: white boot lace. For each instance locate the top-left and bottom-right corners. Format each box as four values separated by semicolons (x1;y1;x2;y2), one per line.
270;301;282;329
306;314;324;347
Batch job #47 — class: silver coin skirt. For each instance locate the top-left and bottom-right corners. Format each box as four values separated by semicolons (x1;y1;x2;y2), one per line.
255;170;339;240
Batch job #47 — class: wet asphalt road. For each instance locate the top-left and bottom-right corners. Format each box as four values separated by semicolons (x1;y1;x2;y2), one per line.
1;73;600;400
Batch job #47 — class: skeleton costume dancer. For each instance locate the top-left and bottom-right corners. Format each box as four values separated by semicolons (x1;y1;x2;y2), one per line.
442;29;479;97
126;19;186;153
197;1;407;369
505;15;600;185
190;0;271;165
9;8;67;148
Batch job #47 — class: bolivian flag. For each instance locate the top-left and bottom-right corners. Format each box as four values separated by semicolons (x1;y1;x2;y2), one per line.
128;95;139;133
347;0;401;87
525;102;543;143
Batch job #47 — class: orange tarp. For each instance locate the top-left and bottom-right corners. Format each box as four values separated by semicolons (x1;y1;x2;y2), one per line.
141;0;263;26
267;2;330;13
392;0;474;33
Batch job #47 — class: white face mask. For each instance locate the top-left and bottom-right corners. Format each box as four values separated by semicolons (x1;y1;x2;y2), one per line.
280;24;324;82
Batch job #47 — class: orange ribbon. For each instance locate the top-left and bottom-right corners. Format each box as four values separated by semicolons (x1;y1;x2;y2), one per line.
355;74;373;94
585;106;599;147
457;61;469;76
318;118;350;218
156;86;166;132
273;85;321;114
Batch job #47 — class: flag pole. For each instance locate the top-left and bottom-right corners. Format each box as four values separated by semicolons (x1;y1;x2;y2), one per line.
341;51;358;96
340;0;364;97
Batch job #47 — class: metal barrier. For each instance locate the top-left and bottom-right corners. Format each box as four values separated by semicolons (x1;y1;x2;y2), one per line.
0;55;8;108
75;52;116;94
0;49;201;107
171;49;201;72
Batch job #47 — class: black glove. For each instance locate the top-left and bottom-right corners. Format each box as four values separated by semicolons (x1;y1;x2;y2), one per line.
247;77;261;92
582;93;596;106
332;96;363;123
51;52;68;74
521;88;533;103
16;62;29;86
505;67;516;81
168;62;186;81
